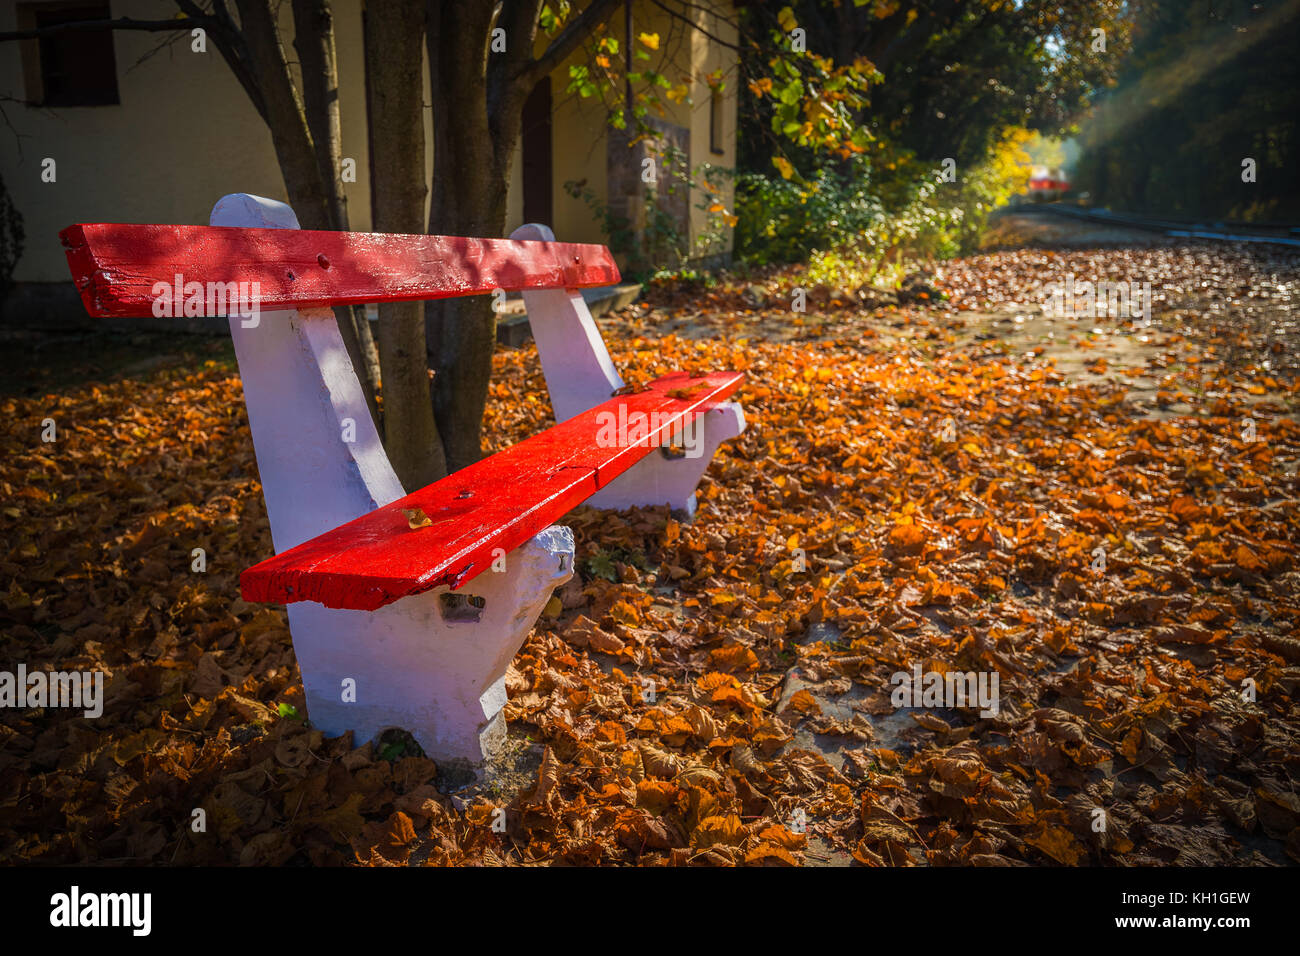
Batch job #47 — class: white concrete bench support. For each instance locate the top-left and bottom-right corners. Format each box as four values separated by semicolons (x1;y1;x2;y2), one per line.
512;222;746;516
214;194;573;768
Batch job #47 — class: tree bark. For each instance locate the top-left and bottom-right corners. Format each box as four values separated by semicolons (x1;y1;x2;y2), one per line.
424;0;513;475
291;0;347;228
367;0;445;488
232;0;331;229
291;0;381;428
423;0;619;474
230;0;375;439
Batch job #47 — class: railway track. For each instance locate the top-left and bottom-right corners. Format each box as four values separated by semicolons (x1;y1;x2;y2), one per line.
1014;202;1300;248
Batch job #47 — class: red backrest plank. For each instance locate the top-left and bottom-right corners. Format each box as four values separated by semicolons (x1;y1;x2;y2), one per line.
240;370;744;611
60;223;621;318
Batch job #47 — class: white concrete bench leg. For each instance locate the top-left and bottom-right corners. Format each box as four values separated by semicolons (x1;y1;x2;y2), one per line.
285;527;572;767
511;222;746;516
582;401;744;517
213;194;573;768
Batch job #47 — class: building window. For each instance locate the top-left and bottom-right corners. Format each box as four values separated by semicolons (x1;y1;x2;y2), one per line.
521;77;553;226
709;87;725;156
18;2;120;107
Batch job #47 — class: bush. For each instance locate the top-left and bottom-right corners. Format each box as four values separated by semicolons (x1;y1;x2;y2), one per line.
564;144;735;281
733;159;882;266
734;128;1033;287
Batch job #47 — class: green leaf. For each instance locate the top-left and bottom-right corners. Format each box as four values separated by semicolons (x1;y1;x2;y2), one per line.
277;702;302;721
584;550;618;582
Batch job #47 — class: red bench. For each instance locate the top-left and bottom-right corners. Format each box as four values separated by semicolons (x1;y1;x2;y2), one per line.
61;193;746;769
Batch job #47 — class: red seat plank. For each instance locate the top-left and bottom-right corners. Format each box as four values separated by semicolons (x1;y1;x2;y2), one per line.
240;370;744;611
60;223;621;319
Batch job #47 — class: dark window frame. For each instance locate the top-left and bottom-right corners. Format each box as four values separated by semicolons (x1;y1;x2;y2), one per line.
17;1;121;108
708;87;725;156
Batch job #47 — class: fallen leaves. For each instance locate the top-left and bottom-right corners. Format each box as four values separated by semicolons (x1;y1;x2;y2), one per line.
3;236;1298;867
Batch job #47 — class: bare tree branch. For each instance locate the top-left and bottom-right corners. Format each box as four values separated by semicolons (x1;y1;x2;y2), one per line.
0;96;37;159
122;27;192;77
515;0;623;92
647;0;742;52
170;0;270;122
0;16;218;43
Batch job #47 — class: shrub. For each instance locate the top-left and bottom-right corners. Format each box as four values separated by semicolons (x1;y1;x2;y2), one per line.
734;128;1033;287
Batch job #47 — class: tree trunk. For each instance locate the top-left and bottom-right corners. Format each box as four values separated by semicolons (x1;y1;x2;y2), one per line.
291;0;347;228
366;0;445;488
233;0;332;229
232;0;374;437
424;1;526;474
291;0;381;429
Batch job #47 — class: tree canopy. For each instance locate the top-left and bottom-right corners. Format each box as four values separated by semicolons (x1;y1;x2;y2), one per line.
739;0;1129;176
1073;0;1300;221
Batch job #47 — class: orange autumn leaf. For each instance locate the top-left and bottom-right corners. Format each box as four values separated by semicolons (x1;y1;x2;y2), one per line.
710;644;760;673
784;689;822;715
1233;544;1266;572
697;671;740;692
888;522;927;552
757;824;807;850
636;780;678;813
744;843;800;865
402;507;432;529
610;600;641;626
1120;726;1143;762
691;813;746;848
1026;825;1084;865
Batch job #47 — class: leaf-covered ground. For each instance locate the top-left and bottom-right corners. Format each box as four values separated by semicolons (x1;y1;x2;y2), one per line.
2;236;1298;866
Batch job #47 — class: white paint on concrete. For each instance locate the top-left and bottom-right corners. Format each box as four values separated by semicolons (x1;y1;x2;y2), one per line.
214;194;573;767
513;222;746;515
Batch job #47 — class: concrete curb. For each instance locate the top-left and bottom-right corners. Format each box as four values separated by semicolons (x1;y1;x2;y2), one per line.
497;282;643;347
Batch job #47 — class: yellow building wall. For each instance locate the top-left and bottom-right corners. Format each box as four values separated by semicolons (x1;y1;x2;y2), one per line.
686;2;738;258
1;0;734;285
540;46;611;247
511;0;737;259
0;0;381;283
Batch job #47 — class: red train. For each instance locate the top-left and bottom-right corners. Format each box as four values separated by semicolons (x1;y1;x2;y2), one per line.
1027;165;1071;201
